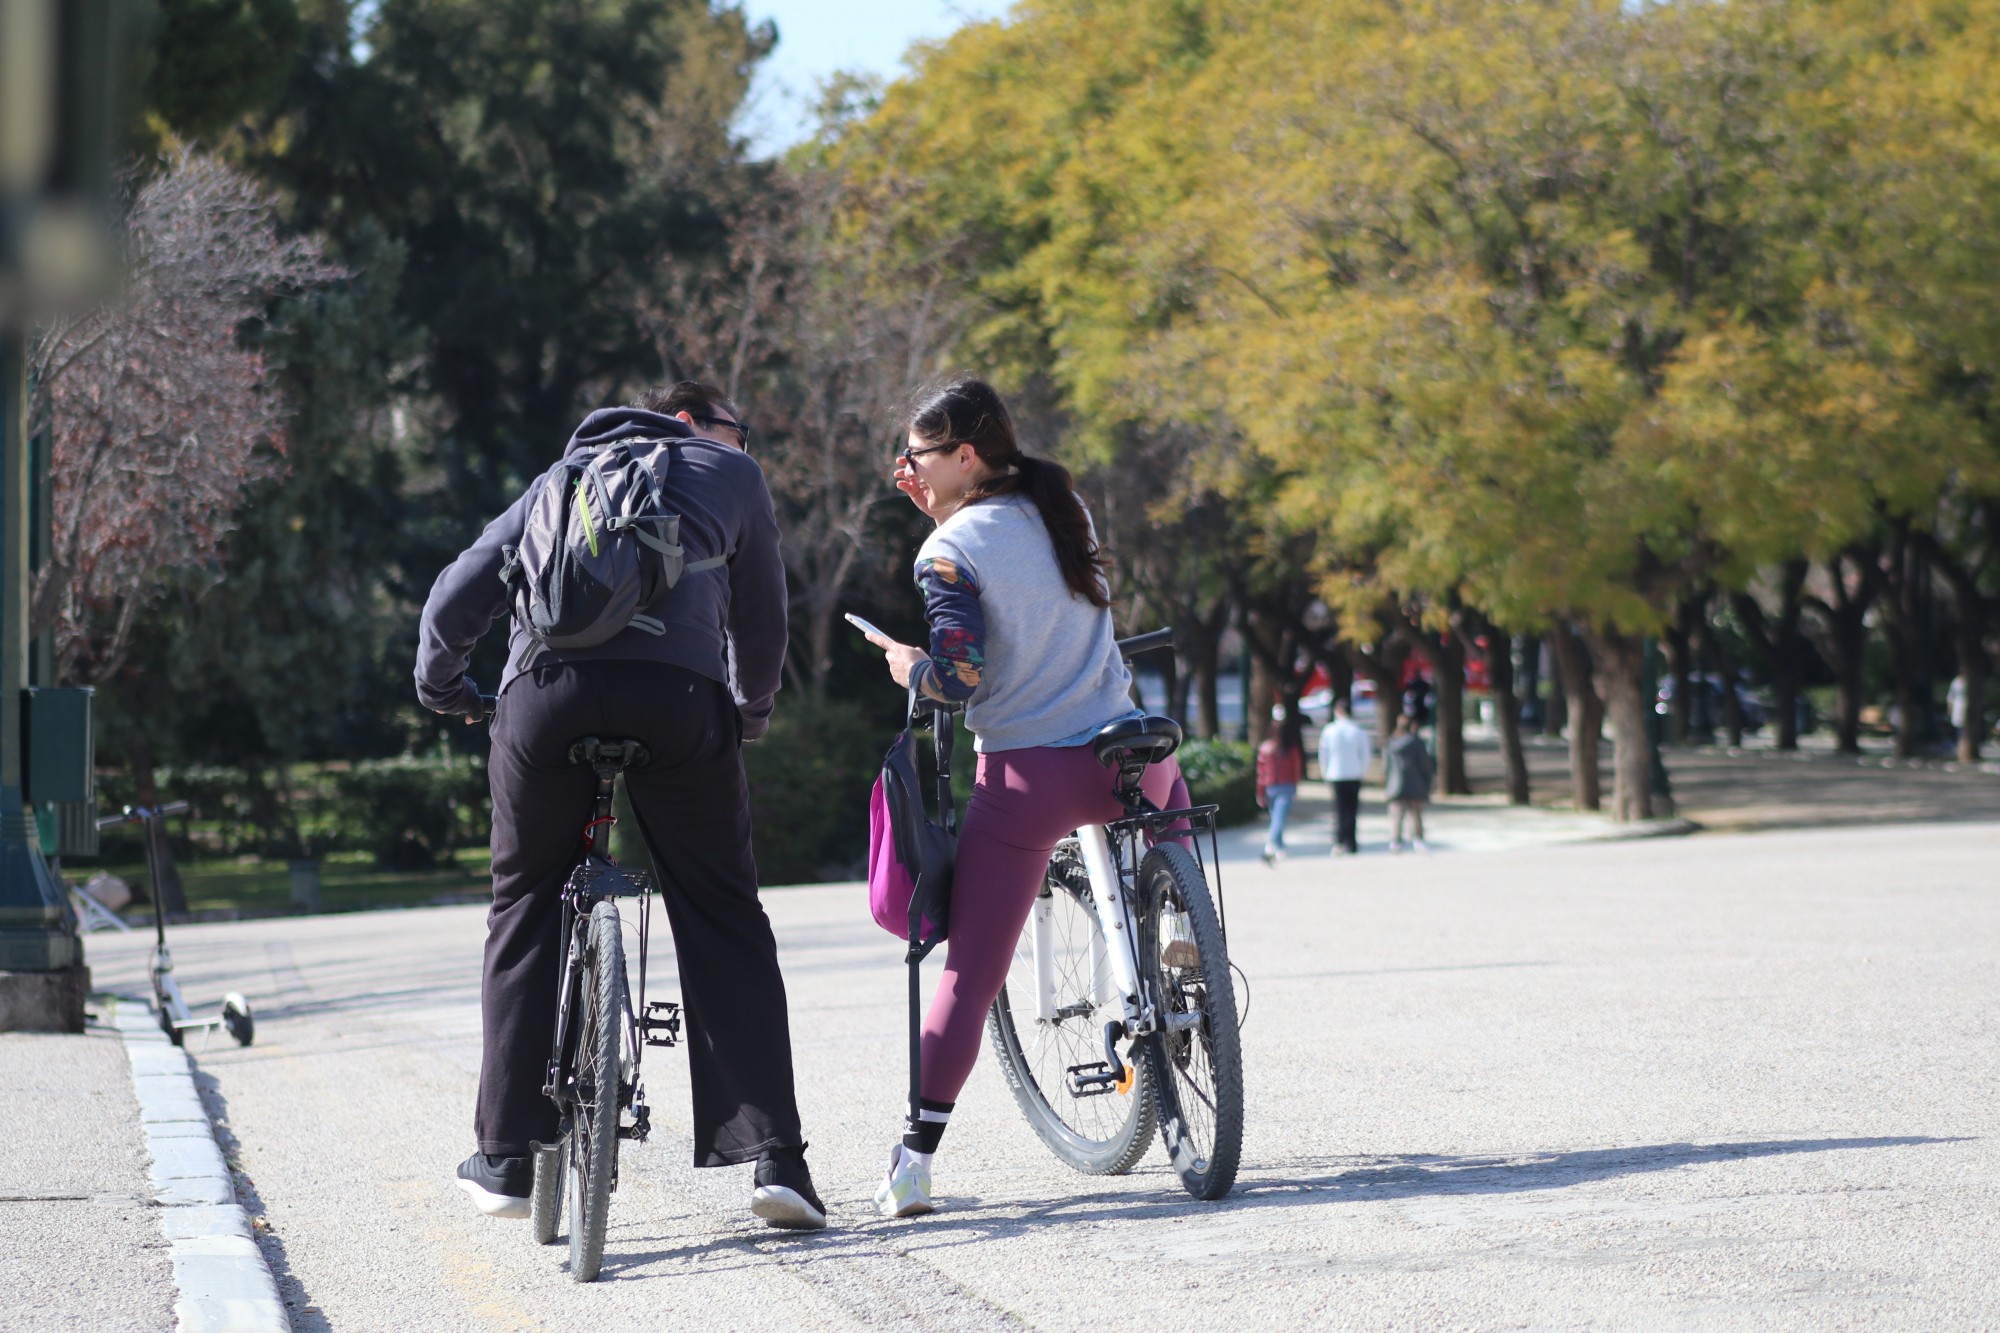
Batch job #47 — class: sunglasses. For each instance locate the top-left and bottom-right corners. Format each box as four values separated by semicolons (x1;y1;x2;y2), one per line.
696;414;750;447
898;439;961;465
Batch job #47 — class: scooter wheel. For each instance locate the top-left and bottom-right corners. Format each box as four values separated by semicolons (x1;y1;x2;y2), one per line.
156;1002;183;1046
221;993;254;1047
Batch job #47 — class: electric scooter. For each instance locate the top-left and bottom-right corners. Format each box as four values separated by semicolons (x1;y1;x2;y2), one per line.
95;801;253;1047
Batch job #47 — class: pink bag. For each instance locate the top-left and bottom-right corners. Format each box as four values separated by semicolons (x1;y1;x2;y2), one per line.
867;775;925;939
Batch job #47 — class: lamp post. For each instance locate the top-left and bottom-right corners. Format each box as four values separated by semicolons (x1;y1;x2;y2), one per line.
0;0;120;1027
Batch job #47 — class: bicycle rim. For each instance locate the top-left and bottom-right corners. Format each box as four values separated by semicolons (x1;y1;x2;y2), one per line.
1138;843;1243;1200
568;902;625;1282
986;844;1155;1174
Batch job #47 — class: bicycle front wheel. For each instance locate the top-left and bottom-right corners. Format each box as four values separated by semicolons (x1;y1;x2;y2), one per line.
987;843;1156;1175
567;902;625;1282
1138;843;1243;1200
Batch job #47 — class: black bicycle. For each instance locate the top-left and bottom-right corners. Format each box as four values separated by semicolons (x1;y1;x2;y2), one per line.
522;734;683;1283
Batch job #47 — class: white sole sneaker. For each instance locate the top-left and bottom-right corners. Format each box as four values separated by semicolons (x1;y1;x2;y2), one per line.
874;1145;936;1218
750;1185;828;1230
456;1177;530;1219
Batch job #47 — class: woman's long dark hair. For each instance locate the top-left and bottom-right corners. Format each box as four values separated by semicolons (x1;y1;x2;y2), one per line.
907;373;1111;609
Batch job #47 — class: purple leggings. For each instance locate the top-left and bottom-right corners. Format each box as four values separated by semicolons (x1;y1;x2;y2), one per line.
919;744;1188;1104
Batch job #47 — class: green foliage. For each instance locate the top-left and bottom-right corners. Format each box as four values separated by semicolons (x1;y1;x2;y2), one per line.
93;754;488;869
1174;738;1258;828
743;695;891;886
327;756;491;870
138;0;305;142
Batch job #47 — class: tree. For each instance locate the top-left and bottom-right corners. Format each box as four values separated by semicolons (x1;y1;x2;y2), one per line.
29;150;338;684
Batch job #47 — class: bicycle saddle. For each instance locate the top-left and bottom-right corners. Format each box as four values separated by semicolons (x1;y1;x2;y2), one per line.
1091;715;1183;769
567;736;651;770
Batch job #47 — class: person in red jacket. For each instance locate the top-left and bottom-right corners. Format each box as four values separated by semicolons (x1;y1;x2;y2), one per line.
1256;706;1306;865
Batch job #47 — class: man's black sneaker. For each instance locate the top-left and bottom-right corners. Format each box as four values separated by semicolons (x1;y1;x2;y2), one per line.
750;1144;827;1230
456;1152;532;1219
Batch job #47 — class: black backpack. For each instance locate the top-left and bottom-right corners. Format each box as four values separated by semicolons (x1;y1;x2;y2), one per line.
499;437;726;666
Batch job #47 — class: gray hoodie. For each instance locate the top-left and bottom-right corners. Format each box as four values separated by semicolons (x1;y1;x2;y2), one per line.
414;408;788;738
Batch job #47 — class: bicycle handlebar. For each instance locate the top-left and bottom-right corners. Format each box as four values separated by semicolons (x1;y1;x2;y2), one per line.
1116;628;1175;660
95;800;190;831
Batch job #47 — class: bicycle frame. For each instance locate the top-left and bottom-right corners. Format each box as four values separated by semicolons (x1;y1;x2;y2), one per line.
1038;796;1225;1048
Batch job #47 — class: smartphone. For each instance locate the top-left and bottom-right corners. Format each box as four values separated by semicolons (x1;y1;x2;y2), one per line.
844;612;887;639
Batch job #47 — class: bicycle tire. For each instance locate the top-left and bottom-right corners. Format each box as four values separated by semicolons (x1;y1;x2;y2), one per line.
567;902;625;1282
1137;843;1243;1200
530;1142;563;1245
986;844;1156;1175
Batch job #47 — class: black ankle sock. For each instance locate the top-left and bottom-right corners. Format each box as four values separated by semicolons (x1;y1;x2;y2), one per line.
902;1097;953;1154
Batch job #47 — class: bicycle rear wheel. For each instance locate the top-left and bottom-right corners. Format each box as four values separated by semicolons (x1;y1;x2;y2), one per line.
987;843;1156;1175
1137;843;1243;1200
567;902;625;1282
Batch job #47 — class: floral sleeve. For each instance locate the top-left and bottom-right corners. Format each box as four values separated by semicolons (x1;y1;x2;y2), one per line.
910;554;984;704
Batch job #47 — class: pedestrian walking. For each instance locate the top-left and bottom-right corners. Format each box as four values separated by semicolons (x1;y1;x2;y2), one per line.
1256;706;1305;865
415;381;826;1230
1318;698;1371;855
1383;713;1435;852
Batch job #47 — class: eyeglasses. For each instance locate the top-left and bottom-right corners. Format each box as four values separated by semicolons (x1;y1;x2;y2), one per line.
898;439;961;465
696;414;750;448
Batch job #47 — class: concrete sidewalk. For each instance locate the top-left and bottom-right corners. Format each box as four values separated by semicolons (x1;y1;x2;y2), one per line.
0;1008;175;1332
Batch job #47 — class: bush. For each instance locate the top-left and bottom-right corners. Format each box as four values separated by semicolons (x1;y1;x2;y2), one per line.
329;756;491;870
1175;738;1258;827
744;695;892;885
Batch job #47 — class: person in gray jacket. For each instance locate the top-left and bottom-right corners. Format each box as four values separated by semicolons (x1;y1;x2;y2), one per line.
414;384;825;1231
1383;713;1436;852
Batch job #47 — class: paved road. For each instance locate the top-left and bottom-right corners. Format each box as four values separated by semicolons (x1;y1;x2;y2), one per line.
86;822;2000;1330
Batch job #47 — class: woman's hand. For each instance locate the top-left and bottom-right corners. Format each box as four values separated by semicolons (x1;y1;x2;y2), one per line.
893;457;948;523
863;628;930;689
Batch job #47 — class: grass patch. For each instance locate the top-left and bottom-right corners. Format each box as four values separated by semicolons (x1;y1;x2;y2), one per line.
80;848;493;918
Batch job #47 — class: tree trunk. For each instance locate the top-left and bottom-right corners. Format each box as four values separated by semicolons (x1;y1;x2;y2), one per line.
1430;632;1469;795
1587;629;1656;822
1550;622;1601;810
1247;652;1275;750
1487;630;1530;804
1190;630;1222;740
1804;551;1877;756
1707;603;1744;747
1732;560;1809;751
1544;634;1570;737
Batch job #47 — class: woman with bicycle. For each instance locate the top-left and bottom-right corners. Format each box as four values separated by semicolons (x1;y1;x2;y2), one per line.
861;374;1188;1217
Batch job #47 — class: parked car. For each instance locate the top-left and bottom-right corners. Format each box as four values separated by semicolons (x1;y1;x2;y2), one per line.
1655;674;1766;732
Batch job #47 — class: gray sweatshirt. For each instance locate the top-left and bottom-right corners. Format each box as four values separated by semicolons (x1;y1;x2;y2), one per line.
414;408;788;738
915;493;1134;752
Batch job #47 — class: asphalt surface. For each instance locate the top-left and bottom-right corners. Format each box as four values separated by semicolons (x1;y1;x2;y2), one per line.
77;817;2000;1330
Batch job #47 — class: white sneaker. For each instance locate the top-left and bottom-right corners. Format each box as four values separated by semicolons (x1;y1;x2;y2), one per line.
874;1144;935;1218
1413;839;1432;853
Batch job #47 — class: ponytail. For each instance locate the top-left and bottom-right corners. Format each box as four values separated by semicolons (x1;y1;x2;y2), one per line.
907;374;1111;608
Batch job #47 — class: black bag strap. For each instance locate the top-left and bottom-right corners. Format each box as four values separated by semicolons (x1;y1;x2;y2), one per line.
904;679;958;1126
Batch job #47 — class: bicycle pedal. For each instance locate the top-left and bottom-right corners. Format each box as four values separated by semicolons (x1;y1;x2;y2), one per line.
619;1104;651;1142
1064;1061;1120;1098
643;1000;682;1047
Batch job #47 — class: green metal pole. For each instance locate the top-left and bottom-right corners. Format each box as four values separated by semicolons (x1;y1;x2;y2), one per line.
0;328;76;971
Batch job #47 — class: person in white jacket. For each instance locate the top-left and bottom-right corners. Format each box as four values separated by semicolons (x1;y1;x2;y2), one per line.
1318;699;1372;854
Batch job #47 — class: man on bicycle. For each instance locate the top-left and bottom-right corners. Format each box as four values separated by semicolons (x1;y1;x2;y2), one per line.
415;382;826;1230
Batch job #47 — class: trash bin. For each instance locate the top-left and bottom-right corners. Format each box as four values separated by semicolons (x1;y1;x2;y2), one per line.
288;859;321;914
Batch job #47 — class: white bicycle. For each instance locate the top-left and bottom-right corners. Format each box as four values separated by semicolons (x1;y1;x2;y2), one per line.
984;630;1244;1200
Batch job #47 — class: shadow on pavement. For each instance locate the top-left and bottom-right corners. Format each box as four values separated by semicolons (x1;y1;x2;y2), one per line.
853;1135;1963;1245
190;1064;330;1333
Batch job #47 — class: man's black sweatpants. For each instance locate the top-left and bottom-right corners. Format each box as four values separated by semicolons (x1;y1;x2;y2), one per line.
1330;779;1362;854
478;659;803;1167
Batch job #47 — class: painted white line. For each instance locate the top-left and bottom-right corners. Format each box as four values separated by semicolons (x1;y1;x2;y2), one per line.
113;1000;292;1333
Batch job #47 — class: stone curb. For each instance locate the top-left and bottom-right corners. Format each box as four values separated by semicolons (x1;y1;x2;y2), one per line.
111;1000;291;1333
